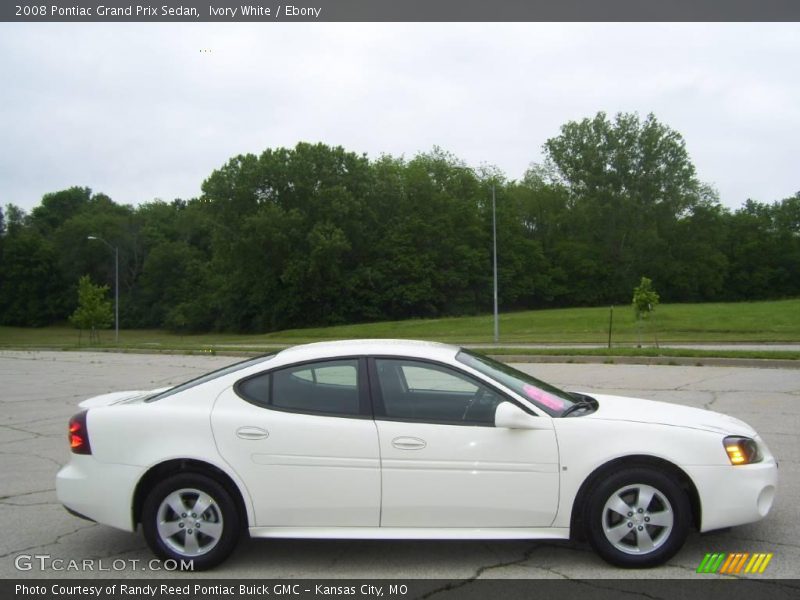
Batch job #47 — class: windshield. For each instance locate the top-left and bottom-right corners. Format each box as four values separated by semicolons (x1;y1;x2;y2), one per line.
146;352;277;402
456;349;578;417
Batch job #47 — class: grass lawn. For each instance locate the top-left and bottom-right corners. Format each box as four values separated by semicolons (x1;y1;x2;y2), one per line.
259;299;800;344
0;299;798;356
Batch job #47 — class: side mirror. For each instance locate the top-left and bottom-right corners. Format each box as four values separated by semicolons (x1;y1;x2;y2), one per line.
494;401;551;430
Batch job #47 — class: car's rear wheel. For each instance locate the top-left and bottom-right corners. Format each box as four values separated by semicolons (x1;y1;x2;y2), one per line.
142;473;240;570
584;467;690;568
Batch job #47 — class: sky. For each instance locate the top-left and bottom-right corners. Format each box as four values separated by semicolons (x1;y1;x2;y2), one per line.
1;22;798;212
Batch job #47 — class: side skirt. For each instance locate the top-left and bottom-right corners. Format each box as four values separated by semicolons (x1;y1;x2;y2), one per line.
248;527;570;540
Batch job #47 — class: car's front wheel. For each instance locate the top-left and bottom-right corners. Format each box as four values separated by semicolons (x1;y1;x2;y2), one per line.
584;467;690;568
142;473;240;570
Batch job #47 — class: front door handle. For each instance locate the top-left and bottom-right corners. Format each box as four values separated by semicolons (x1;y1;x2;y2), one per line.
236;426;269;440
392;436;426;450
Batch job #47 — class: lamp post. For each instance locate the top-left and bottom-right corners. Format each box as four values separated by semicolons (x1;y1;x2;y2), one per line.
492;184;499;343
87;236;119;344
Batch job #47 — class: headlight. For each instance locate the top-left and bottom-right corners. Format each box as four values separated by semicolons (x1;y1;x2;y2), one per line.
724;436;762;465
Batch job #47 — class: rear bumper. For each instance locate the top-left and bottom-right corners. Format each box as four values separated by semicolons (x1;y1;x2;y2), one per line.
685;459;778;532
56;455;144;532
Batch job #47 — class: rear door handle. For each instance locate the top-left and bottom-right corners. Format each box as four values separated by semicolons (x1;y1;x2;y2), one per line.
236;426;269;440
392;436;426;450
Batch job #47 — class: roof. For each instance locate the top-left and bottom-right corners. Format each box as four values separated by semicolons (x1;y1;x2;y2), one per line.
275;339;460;363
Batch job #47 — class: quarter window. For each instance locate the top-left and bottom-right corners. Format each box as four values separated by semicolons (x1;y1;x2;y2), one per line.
374;359;504;425
237;372;271;406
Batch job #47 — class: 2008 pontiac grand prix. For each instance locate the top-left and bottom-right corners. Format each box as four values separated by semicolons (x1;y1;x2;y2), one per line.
57;340;777;569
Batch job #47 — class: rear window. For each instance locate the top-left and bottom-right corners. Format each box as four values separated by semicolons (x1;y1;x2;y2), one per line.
146;353;276;402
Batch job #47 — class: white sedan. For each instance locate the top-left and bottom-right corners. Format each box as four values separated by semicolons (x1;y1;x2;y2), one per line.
57;340;778;569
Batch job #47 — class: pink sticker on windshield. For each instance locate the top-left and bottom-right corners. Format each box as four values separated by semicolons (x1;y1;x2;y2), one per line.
523;384;565;411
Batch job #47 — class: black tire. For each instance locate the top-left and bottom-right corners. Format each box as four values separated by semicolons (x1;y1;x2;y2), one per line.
583;467;690;568
142;472;240;570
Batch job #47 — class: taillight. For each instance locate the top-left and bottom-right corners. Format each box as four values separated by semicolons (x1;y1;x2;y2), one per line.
68;411;92;454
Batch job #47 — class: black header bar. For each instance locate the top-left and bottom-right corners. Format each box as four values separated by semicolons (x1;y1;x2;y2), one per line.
4;0;800;23
4;579;799;600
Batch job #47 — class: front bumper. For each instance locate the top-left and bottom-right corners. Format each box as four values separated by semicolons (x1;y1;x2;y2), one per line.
685;458;778;532
56;455;145;532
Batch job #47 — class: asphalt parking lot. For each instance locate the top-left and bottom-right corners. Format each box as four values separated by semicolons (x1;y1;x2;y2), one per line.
1;351;797;580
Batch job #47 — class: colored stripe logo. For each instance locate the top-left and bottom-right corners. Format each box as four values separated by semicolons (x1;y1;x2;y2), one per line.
697;552;773;574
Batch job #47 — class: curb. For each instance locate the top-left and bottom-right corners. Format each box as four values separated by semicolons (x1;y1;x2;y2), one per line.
1;347;799;369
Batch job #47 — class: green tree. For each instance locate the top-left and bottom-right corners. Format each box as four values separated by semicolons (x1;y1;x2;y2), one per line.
0;219;64;326
632;276;660;347
374;149;487;318
138;240;211;331
632;276;660;319
4;138;797;334
201;142;378;331
4;204;27;233
655;195;729;301
725;195;800;300
506;168;571;305
69;275;113;343
543;112;707;304
30;187;92;233
0;206;5;306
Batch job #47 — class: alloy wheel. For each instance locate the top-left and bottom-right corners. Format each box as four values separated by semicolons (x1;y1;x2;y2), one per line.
601;483;674;555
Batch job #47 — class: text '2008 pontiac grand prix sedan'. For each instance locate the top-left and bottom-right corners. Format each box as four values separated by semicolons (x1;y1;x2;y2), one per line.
57;340;777;569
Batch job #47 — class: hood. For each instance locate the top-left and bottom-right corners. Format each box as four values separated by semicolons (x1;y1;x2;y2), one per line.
78;387;169;408
580;393;757;436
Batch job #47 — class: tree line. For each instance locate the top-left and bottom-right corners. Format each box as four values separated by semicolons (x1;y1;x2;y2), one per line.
0;111;798;333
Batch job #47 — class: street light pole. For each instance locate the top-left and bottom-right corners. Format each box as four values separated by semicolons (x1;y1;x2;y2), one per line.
114;245;119;344
87;236;119;344
492;184;499;343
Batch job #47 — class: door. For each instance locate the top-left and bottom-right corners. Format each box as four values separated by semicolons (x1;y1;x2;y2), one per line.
211;358;381;527
371;358;560;528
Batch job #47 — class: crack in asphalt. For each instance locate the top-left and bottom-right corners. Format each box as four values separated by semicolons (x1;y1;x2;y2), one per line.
0;522;98;559
3;415;71;428
542;580;667;600
0;423;53;439
78;543;148;564
726;534;800;550
665;560;705;574
0;449;64;469
418;546;672;600
703;391;720;411
674;372;734;391
416;543;550;598
0;481;59;506
418;548;800;600
0;500;61;507
0;434;40;447
0;487;56;501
